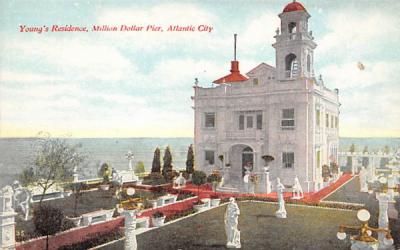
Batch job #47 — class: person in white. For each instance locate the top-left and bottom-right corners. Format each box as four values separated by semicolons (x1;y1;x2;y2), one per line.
225;197;241;248
291;176;304;199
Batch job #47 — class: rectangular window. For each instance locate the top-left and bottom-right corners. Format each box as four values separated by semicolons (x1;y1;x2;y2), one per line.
239;115;244;130
256;114;262;130
246;116;253;128
282;152;294;168
331;116;334;128
253;78;259;86
205;113;215;128
335;117;339;128
325;114;329;128
316;151;321;168
205;150;215;165
316;110;320;126
281;108;295;130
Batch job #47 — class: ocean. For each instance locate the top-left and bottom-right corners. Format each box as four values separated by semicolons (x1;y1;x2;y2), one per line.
0;137;399;187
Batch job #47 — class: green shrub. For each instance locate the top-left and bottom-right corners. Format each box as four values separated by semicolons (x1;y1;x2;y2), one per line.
135;161;145;174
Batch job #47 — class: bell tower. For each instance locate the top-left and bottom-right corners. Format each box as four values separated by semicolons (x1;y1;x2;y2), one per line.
272;1;317;81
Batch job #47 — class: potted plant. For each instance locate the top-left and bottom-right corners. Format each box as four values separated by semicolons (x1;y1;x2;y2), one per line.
151;211;166;227
192;170;207;212
99;163;111;191
322;164;331;182
65;182;87;226
249;173;259;194
207;171;222;192
210;194;221;207
193;199;207;212
262;155;275;171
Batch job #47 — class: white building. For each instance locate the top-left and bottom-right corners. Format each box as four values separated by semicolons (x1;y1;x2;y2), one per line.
193;1;340;192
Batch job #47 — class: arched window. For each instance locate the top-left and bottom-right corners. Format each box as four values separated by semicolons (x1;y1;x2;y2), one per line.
285;53;298;78
288;22;297;33
307;54;311;73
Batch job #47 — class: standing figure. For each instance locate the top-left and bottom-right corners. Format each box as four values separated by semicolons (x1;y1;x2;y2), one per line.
12;181;31;221
225;197;241;248
359;167;368;192
291;176;304;199
275;178;287;218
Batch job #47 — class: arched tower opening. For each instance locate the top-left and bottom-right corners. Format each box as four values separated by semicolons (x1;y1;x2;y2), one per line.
285;53;298;78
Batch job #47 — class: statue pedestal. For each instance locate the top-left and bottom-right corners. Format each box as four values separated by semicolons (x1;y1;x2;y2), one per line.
1;186;17;250
226;241;241;249
119;170;139;183
122;210;138;250
350;240;378;250
275;210;287;219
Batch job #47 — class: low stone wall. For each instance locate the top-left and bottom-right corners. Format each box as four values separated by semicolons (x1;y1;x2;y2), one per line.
16;217;124;250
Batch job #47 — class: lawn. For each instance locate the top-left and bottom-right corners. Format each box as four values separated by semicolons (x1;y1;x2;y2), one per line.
103;202;360;250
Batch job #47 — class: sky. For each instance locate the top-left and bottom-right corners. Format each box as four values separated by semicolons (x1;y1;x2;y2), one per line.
0;0;399;138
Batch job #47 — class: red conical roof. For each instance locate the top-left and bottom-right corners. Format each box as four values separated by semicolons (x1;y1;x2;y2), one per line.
213;61;248;84
283;1;306;13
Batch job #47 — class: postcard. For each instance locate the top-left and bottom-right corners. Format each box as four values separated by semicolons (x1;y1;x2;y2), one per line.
0;0;399;249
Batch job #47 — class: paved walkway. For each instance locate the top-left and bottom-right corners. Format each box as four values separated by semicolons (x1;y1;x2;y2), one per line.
178;173;353;203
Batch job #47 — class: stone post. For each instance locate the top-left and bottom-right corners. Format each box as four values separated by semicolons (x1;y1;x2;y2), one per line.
73;166;79;183
123;210;138;250
387;176;396;200
0;186;17;250
260;171;272;194
376;193;393;250
351;155;357;175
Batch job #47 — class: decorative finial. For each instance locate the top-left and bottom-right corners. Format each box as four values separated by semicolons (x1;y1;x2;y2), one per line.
194;78;199;86
275;27;280;35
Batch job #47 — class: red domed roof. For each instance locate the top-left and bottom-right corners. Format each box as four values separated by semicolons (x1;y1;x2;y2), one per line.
283;1;306;13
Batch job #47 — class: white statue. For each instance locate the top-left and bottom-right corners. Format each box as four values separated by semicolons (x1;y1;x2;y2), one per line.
359;167;368;192
174;173;186;188
12;181;31;221
243;171;250;193
275;178;287;218
126;151;134;171
291;176;304;199
225;197;241;248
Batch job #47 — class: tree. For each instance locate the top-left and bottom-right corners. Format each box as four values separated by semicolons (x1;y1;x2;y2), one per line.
349;143;356;153
65;182;87;217
383;145;390;154
192;170;207;201
98;163;111;184
20;134;85;206
33;205;64;250
135;161;145;174
151;147;161;173
322;164;331;182
362;146;369;166
186;144;194;174
162;146;173;178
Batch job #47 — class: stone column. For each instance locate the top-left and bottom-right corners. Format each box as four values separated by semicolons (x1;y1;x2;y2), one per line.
387;176;395;200
73;166;79;183
123;210;138;250
259;171;272;194
351;155;357;175
0;186;17;250
376;193;393;250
